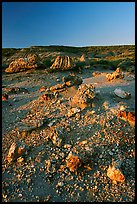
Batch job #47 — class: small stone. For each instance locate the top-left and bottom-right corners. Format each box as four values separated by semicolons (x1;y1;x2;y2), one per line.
109;151;113;156
58;182;64;187
99;154;103;159
56;78;60;82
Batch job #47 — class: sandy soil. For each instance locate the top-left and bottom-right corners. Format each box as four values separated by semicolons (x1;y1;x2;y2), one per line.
2;68;135;202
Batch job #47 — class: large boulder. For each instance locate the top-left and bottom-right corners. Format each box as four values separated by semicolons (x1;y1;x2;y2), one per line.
49;56;74;71
5;54;43;73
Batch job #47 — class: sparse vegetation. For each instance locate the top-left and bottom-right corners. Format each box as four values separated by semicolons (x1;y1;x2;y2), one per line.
2;45;135;73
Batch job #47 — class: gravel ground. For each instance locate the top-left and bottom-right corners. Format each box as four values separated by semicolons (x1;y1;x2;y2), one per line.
2;68;135;202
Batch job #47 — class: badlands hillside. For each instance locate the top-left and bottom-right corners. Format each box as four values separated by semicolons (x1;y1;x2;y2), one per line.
2;45;135;202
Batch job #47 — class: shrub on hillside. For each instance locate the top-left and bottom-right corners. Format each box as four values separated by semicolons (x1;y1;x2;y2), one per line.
117;58;135;69
43;59;53;68
74;61;86;69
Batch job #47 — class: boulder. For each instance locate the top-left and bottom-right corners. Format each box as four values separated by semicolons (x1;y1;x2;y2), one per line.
71;83;95;108
114;88;131;99
5;54;43;73
106;68;124;81
50;56;74;71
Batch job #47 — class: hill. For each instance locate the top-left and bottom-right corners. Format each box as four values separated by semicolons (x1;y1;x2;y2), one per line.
2;45;135;73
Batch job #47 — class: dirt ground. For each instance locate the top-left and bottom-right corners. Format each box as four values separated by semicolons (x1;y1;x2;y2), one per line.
2;68;135;202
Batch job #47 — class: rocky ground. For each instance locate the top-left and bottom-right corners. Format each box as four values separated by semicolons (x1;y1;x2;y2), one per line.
2;67;135;202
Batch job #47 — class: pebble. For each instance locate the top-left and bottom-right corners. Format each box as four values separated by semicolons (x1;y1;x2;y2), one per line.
109;151;113;156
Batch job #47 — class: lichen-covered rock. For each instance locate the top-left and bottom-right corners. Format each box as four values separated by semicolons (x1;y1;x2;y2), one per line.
50;56;74;71
5;54;43;73
106;68;124;81
66;153;82;172
6;142;26;163
114;88;131;99
62;74;83;87
71;83;95;108
107;159;125;184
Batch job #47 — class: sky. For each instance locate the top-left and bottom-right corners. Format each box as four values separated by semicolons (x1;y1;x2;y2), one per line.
2;2;135;48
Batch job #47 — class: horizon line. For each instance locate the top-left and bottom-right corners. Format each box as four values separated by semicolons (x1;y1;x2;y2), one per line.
2;44;135;49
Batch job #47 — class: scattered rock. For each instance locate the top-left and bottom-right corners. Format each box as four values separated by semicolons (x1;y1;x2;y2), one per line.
106;68;124;81
66;153;82;172
3;87;29;94
114;88;131;99
67;107;81;118
107;159;125;184
6;141;26;163
49;127;64;147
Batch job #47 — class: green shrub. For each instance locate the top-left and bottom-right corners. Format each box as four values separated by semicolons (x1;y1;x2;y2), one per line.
43;59;53;68
117;58;135;69
75;61;86;68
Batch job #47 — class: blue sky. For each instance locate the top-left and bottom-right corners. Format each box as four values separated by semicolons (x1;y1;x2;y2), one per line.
2;2;135;48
